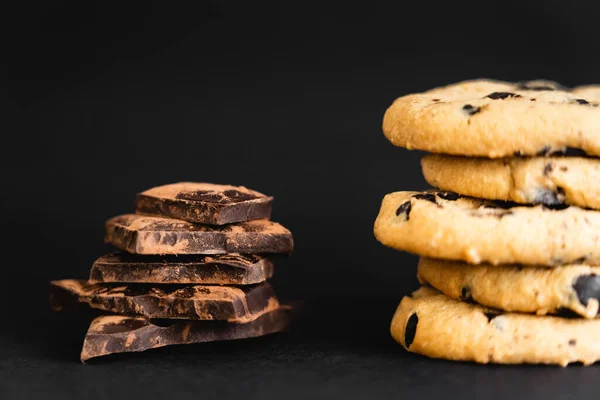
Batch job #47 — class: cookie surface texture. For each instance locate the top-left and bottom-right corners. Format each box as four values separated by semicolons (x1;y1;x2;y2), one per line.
373;190;600;265
383;80;600;157
422;154;600;209
390;287;600;366
417;258;600;318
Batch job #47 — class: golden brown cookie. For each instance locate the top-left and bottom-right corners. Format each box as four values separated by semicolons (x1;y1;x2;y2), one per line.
383;79;600;157
373;190;600;265
417;258;600;318
422;154;600;209
391;287;600;366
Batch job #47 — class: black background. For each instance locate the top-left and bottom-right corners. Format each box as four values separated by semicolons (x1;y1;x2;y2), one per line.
4;1;600;398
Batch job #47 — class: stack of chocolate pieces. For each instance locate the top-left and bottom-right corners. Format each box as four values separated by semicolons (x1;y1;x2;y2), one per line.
374;79;600;366
51;182;294;362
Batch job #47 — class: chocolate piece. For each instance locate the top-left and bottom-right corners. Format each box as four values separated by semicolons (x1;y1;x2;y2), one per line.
573;274;600;308
484;311;501;322
462;104;480;116
485;92;521;100
572;99;590;105
395;201;411;220
105;214;293;255
437;192;460;201
50;280;279;322
404;313;418;349
90;252;273;285
80;307;290;362
532;187;565;206
412;193;437;204
135;182;273;225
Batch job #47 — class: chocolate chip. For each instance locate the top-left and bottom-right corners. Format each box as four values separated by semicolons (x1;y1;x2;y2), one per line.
485;92;522;100
560;166;568;172
533;187;565;206
484;200;516;210
555;308;580;319
395;201;412;220
484;311;500;322
573;274;600;309
437;192;460;201
462;104;480;116
404;313;418;348
460;287;472;302
543;163;554;176
573;98;590;105
542;201;569;210
413;193;437;204
530;98;536;101
569;339;577;346
547;147;588;157
432;98;441;102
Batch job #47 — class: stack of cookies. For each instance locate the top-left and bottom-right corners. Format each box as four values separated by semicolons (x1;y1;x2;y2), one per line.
374;79;600;366
51;182;294;362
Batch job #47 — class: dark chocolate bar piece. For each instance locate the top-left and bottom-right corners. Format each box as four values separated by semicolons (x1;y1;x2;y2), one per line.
135;182;273;225
105;214;294;255
90;252;273;285
80;308;290;362
50;280;279;322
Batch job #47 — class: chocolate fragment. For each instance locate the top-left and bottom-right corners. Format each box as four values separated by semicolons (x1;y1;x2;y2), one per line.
437;192;460;201
412;193;437;204
80;307;290;362
395;201;412;220
90;252;273;285
50;280;280;322
573;274;600;309
404;313;418;349
485;92;522;100
136;183;273;225
105;214;293;255
484;311;500;322
573;99;590;105
460;286;472;302
462;104;480;116
532;187;565;206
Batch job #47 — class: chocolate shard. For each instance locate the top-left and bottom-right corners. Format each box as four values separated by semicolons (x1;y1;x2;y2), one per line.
50;280;280;322
105;214;294;255
135;182;273;225
80;308;290;362
90;252;274;285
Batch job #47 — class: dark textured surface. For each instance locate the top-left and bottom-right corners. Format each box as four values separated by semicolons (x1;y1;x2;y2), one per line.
81;308;290;362
136;183;273;225
90;252;274;285
5;1;600;399
51;280;278;321
105;214;294;255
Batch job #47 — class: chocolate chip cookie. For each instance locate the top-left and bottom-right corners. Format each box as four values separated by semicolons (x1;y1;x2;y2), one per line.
383;79;600;157
417;257;600;318
422;154;600;209
391;286;600;366
373;190;600;265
